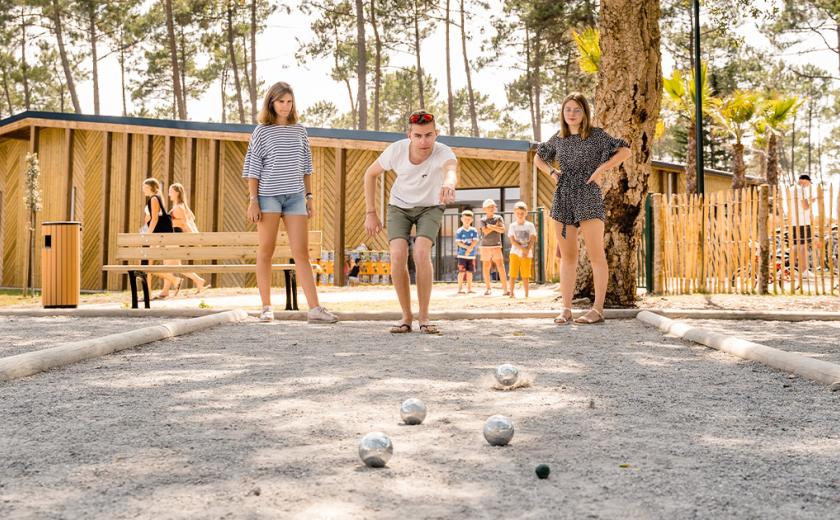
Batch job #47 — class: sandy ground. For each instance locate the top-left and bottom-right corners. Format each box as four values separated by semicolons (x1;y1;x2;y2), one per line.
1;317;839;519
681;319;840;366
0;317;164;358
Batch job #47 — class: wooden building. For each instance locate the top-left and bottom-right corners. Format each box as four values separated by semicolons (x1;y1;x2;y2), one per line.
0;111;748;290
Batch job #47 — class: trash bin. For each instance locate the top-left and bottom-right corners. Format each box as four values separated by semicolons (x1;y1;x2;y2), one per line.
41;221;81;308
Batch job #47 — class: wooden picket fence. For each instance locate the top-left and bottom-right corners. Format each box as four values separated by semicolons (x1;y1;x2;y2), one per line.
650;184;839;295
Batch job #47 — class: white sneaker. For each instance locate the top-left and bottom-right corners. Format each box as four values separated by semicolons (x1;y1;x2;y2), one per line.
259;307;274;322
307;306;338;324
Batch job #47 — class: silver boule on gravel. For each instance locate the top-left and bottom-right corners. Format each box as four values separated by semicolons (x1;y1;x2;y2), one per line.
483;415;515;446
494;364;520;387
400;398;427;425
358;432;394;467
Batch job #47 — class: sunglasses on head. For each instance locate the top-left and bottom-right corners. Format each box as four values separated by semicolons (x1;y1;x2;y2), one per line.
409;113;434;124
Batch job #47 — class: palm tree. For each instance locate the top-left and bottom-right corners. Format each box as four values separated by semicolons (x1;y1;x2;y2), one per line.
572;28;600;74
662;63;713;194
711;90;760;189
756;95;799;186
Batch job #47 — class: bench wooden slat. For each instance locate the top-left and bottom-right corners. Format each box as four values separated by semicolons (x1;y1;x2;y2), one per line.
102;263;319;273
116;231;322;247
114;245;321;261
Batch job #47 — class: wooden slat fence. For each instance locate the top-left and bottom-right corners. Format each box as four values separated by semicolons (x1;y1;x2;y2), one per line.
651;185;838;295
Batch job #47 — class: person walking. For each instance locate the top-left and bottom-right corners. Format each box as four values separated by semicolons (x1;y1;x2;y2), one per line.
160;182;208;295
242;81;338;324
534;92;631;325
141;178;181;299
363;110;458;334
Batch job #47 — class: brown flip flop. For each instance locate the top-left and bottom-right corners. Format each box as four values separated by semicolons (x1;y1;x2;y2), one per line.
419;324;440;335
389;323;412;334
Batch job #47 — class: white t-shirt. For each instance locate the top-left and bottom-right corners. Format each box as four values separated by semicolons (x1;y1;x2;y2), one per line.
508;221;537;258
794;185;814;225
377;139;457;208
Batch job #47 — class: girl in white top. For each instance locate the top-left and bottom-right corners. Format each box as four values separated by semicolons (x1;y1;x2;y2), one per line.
162;183;208;295
243;82;337;323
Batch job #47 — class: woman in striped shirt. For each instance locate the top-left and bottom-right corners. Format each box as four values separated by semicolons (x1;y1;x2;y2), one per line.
243;82;337;323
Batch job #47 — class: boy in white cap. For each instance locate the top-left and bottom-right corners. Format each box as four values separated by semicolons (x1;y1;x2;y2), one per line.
479;199;508;295
508;201;537;298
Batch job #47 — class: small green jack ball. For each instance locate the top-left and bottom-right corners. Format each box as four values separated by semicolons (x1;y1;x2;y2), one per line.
535;464;550;479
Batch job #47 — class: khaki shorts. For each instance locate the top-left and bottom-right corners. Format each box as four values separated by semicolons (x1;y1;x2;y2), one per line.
480;246;504;262
509;254;533;280
387;205;445;245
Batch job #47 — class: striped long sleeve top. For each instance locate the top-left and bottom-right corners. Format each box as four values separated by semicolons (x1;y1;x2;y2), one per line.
242;123;313;196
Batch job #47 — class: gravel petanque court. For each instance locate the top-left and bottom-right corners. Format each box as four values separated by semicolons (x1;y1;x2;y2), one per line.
1;317;838;519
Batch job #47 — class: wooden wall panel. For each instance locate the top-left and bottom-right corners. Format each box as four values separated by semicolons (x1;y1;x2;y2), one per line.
77;130;105;290
0;140;26;287
459;158;519;189
345;149;386;251
29;128;69;287
317;147;336;251
193;139;216;232
150;135;167;179
105;133;128;289
218;140;254;287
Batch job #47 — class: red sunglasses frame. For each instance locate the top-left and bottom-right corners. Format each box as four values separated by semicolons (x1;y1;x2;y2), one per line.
408;113;434;124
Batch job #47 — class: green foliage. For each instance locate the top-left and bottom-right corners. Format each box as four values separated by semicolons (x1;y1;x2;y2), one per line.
662;63;714;122
572;28;600;74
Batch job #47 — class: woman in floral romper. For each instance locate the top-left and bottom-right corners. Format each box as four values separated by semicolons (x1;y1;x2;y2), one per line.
535;93;631;325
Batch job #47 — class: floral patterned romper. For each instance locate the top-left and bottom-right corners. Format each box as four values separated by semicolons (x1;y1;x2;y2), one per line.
537;127;628;238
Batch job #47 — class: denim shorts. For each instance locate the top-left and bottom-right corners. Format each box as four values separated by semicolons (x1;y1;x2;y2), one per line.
258;192;307;215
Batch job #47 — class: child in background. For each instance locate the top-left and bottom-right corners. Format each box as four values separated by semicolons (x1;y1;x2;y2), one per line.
455;209;479;294
508;201;537;298
479;199;509;295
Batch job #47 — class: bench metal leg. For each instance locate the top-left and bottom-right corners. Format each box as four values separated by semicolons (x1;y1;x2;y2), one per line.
140;275;150;309
128;271;139;309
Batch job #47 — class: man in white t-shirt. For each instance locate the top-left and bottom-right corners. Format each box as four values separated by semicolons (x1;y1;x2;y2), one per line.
364;110;458;334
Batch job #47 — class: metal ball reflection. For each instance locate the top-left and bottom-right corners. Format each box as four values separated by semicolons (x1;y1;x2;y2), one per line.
400;398;427;425
483;415;515;446
495;364;520;387
358;432;393;467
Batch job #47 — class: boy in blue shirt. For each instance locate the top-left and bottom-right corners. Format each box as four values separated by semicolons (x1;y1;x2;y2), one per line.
455;209;479;294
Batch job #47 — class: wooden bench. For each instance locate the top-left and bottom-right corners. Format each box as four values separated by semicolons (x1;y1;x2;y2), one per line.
103;231;322;310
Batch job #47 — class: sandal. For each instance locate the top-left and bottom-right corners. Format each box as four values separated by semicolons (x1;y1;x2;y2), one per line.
151;293;169;301
553;308;573;325
195;283;211;295
419;324;440;335
484;289;492;296
389;323;412;334
574;308;605;325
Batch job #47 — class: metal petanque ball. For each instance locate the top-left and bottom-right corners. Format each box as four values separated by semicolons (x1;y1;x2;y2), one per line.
400;398;427;425
494;364;520;387
358;432;393;468
483;415;515;446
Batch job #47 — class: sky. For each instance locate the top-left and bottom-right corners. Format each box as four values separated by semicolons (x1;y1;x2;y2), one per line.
72;0;837;144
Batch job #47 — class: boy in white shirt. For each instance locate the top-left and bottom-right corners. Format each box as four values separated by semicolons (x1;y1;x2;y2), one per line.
507;201;537;298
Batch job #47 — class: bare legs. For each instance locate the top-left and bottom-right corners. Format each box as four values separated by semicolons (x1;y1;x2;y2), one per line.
555;219;608;321
389;237;434;326
256;213;322;310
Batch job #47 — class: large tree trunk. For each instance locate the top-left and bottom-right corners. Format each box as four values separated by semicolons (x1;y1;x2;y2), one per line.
370;0;382;130
227;3;246;124
445;0;454;134
589;0;662;307
221;61;228;123
685;119;697;193
731;142;745;189
249;0;258;123
164;0;186;119
766;132;780;186
355;0;368;130
413;0;425;108
88;6;100;115
50;0;82;113
459;0;478;136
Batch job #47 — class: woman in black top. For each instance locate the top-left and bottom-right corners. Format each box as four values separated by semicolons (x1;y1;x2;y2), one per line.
142;178;181;299
535;93;631;325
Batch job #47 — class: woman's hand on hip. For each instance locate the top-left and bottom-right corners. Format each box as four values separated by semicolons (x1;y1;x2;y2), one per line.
586;168;604;187
247;201;261;223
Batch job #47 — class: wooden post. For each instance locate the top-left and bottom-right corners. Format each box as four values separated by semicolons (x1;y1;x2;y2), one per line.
64;128;74;220
757;184;769;294
334;147;347;287
651;193;664;294
518;158;531;209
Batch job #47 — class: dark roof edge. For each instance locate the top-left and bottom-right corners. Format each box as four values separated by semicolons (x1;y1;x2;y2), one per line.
0;110;533;152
